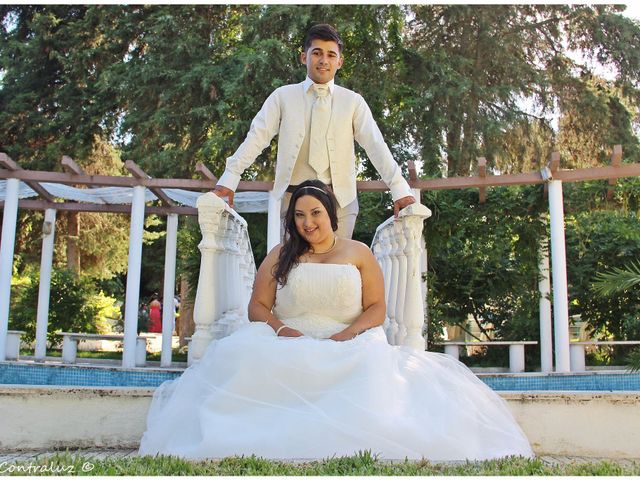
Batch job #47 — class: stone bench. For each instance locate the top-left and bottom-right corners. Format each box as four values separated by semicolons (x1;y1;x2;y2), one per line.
570;340;640;372
5;330;26;360
58;332;148;367
438;341;538;373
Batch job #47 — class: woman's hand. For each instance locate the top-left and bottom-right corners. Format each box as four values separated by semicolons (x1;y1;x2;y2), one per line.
329;329;357;342
277;326;304;338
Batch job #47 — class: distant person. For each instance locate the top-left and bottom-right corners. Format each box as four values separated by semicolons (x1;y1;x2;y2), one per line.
213;23;415;239
148;296;162;334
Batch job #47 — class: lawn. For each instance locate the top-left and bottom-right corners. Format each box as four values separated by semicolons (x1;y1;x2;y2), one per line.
19;348;188;363
3;451;639;476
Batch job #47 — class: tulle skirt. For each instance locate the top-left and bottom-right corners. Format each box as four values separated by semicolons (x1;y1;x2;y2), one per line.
139;322;533;460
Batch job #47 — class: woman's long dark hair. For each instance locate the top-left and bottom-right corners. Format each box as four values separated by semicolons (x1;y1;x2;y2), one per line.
274;180;339;286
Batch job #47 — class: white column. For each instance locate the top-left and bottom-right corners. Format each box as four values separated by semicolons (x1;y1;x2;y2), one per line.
538;233;553;373
34;208;57;361
122;185;146;368
0;178;20;361
160;213;178;367
267;190;281;252
548;180;571;372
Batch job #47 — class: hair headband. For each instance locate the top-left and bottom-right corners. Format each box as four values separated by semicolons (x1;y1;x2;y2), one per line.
299;186;329;196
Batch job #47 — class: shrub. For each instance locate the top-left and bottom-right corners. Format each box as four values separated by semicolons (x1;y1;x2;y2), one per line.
9;268;121;347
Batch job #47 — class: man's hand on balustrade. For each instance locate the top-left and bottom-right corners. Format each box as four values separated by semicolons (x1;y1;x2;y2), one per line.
393;195;416;218
213;185;235;209
277;326;304;338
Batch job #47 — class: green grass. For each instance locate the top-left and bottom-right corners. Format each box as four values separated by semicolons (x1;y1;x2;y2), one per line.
3;451;639;476
19;349;188;363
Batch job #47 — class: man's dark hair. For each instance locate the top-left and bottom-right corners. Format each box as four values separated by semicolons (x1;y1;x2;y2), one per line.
303;24;343;53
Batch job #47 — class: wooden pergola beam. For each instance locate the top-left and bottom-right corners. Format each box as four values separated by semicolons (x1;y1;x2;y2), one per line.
0;199;197;216
2;151;640;195
408;161;418;182
196;162;218;182
0;153;56;202
124;160;176;206
61;155;85;175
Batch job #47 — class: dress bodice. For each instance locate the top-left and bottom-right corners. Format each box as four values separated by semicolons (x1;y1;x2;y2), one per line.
272;263;363;338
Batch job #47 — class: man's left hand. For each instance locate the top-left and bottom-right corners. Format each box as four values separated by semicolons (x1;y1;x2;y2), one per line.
393;195;416;218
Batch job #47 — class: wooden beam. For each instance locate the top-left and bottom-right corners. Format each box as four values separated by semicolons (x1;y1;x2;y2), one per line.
408;161;418;182
477;157;487;203
61;155;85;175
2;158;640;193
0;152;56;202
124;160;176;206
195;162;218;182
607;144;623;200
0;169;219;189
1;199;197;216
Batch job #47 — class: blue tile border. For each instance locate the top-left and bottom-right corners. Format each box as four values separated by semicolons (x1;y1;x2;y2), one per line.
0;362;179;388
479;371;640;391
1;362;639;391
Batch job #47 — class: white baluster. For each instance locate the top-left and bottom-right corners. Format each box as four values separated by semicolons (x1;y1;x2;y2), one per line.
221;219;244;334
400;204;432;350
191;193;225;364
380;229;393;337
393;221;408;345
387;226;400;345
371;203;431;349
212;214;231;339
372;226;394;342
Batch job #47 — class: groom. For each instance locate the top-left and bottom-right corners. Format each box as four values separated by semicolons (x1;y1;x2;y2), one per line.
214;23;415;238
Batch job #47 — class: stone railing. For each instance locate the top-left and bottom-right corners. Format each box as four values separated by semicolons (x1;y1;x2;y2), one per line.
190;193;256;364
371;203;432;351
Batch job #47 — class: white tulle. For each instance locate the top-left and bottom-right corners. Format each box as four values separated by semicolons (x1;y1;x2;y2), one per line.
139;263;533;460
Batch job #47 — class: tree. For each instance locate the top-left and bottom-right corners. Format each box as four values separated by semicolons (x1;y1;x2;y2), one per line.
400;5;640;176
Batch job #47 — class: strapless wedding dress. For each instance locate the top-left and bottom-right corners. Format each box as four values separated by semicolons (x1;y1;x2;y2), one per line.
139;263;532;460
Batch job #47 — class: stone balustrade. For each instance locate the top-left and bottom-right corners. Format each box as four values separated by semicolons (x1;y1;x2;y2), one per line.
371;203;432;351
190;193;256;364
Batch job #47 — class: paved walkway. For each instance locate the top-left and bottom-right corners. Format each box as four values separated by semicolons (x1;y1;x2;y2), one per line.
1;449;639;467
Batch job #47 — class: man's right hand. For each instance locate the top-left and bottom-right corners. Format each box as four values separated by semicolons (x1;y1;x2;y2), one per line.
213;185;235;209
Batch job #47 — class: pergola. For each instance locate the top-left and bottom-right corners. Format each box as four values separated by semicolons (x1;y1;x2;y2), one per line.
1;147;639;370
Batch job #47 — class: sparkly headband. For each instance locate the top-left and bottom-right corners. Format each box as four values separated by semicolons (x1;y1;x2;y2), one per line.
300;186;329;196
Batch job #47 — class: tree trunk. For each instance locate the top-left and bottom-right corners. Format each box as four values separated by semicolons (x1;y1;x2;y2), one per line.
178;274;195;347
67;212;80;273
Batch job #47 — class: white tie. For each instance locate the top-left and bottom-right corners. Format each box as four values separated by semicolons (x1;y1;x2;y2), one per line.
309;84;331;175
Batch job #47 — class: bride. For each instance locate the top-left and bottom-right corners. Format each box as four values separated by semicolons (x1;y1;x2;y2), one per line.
139;180;533;461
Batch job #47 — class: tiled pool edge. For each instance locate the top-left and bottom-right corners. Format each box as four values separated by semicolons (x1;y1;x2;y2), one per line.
3;361;640;391
1;385;639;458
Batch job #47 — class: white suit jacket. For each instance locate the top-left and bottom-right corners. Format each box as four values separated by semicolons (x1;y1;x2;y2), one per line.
217;81;413;208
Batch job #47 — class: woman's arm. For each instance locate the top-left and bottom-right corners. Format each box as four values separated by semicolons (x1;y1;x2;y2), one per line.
248;245;303;337
329;244;386;342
